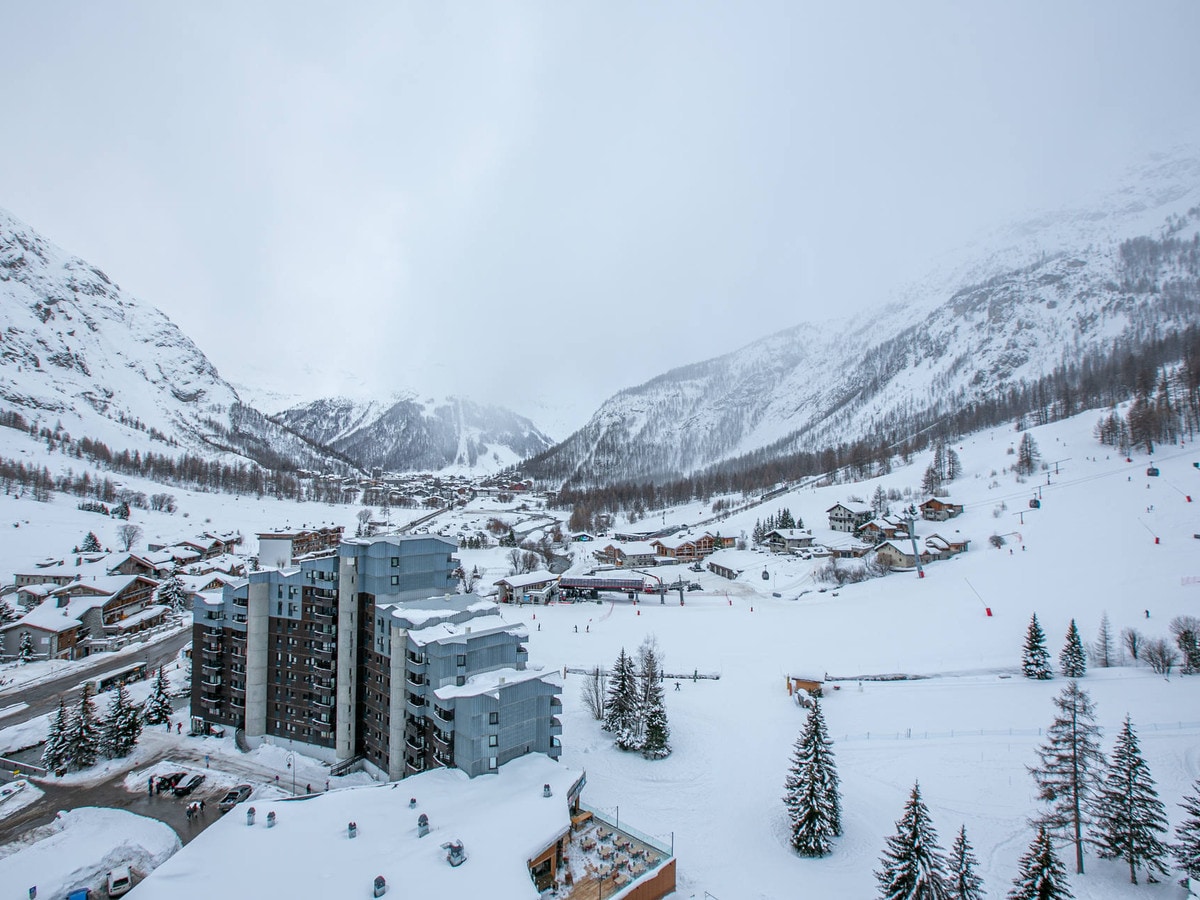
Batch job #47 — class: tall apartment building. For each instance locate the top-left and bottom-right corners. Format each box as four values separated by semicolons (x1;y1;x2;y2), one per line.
191;534;562;781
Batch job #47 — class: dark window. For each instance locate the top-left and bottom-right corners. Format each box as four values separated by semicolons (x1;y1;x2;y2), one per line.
488;711;499;725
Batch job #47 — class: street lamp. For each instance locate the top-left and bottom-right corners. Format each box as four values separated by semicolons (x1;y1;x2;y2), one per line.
286;751;295;795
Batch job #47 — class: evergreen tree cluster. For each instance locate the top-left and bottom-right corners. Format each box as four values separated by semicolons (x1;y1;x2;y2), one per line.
42;683;146;773
601;640;671;759
875;781;983;899
921;441;962;495
752;508;802;544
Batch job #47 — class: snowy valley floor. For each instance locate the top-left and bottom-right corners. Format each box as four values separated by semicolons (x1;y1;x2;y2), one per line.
0;408;1199;897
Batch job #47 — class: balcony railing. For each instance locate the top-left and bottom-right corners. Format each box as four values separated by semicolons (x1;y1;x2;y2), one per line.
405;695;427;717
313;696;334;709
433;749;453;768
201;661;222;672
549;717;562;736
405;756;426;774
311;643;335;659
201;676;222;688
232;597;248;608
433;706;454;724
405;735;425;753
312;605;335;620
230;697;245;709
406;672;426;687
432;729;453;749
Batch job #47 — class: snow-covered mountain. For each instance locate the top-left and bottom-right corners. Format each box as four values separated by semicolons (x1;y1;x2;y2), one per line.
273;394;555;475
527;151;1200;486
0;206;346;472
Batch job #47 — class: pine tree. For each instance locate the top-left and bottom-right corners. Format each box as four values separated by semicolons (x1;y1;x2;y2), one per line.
1059;620;1086;678
946;448;962;482
0;600;15;626
778;508;796;530
875;781;951;899
946;825;985;900
1088;716;1169;884
602;648;641;751
783;698;842;857
638;642;671;759
80;531;102;553
1007;825;1073;900
63;685;102;770
142;666;173;725
1023;614;1052;680
41;698;71;772
1016;433;1041;476
102;684;142;758
1092;613;1114;668
1174;779;1200;886
156;573;190;615
1029;681;1104;874
873;485;889;517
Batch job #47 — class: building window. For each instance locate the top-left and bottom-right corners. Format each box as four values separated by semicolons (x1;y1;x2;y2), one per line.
456;654;466;667
391;557;399;567
489;757;497;770
488;711;499;725
456;675;465;686
391;575;399;586
488;734;498;747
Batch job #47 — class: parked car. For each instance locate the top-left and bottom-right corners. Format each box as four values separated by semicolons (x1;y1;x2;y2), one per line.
106;866;133;897
173;774;206;797
68;890;92;900
218;784;253;812
156;772;186;793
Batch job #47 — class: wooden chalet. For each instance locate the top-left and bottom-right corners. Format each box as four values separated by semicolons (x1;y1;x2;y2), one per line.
919;498;965;521
872;540;935;570
763;528;815;553
924;534;970;559
855;516;910;545
826;502;873;533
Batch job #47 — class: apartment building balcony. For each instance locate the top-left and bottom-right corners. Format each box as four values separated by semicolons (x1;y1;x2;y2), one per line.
201;693;223;708
201;660;222;673
405;672;426;688
432;705;454;725
405;694;427;717
311;674;334;691
310;713;332;727
432;748;453;768
550;696;563;712
232;596;248;608
230;697;245;709
310;643;335;660
405;756;426;775
405;651;426;673
405;734;425;754
549;737;562;759
312;588;337;601
313;695;334;709
432;729;453;751
312;605;335;621
203;624;225;636
201;675;222;688
231;613;248;624
549;716;563;736
231;631;246;644
311;658;334;672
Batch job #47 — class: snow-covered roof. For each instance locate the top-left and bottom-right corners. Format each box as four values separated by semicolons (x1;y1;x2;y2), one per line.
606;541;657;556
433;666;556;701
112;604;168;631
765;528;810;540
493;571;558;589
827;502;872;514
132;755;582;900
387;596;496;629
705;549;763;572
408;614;525;648
4;601;82;633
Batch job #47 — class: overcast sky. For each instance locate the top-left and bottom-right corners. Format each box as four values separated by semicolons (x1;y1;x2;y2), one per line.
2;2;1198;436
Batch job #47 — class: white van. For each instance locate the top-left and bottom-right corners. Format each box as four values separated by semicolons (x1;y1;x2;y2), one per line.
107;866;133;897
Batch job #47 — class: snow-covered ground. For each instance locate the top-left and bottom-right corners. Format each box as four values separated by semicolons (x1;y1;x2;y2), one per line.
1;407;1199;897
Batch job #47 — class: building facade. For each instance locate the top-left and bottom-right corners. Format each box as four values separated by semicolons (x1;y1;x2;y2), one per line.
192;534;562;782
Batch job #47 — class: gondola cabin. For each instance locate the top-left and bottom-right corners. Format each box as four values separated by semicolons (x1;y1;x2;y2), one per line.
1028;498;1041;509
1146;466;1160;476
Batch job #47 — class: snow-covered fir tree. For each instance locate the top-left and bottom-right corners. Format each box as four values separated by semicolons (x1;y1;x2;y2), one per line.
1174;779;1200;887
1088;716;1169;884
638;640;671;759
102;683;143;759
875;781;950;900
41;698;71;772
1092;613;1114;668
946;825;985;900
1059;619;1086;678
1022;614;1051;680
142;666;174;725
80;531;102;553
63;685;102;770
1007;825;1073;900
783;697;842;857
1029;681;1104;874
602;648;641;751
777;507;796;530
0;600;15;626
18;630;34;663
156;572;190;615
